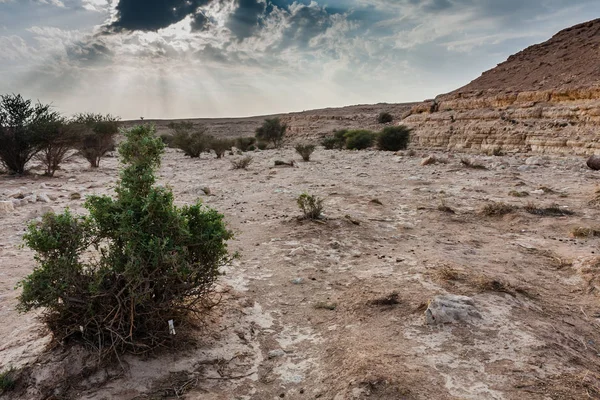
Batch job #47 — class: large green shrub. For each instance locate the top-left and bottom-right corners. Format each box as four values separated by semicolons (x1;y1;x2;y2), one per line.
0;94;57;174
169;122;210;158
235;137;256;152
345;130;376;150
377;125;411;151
18;124;233;356
255;118;287;148
209;137;235;158
377;112;393;124
71;113;120;168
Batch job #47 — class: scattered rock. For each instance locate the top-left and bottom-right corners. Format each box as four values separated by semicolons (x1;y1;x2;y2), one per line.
525;156;545;166
291;278;304;285
586;155;600;170
23;194;37;203
530;189;545;195
0;201;15;214
421;156;436;166
268;349;286;359
289;247;305;256
70;192;82;200
425;294;482;325
517;165;533;172
201;187;211;195
37;193;52;203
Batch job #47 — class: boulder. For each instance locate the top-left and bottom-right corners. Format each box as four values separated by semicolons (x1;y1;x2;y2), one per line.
425;294;482;325
0;201;15;214
421;156;436;166
587;155;600;170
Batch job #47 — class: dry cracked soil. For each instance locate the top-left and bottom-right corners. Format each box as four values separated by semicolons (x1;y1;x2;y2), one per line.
2;146;600;399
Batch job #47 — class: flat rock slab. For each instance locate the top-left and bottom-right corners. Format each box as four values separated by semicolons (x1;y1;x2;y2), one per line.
425;294;482;325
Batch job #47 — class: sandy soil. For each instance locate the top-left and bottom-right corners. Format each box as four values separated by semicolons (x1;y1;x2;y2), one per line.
2;145;600;399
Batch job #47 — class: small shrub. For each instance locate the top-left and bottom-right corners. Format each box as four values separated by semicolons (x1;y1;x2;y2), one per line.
170;123;210;158
437;198;455;214
434;265;462;282
295;144;315;161
0;94;57;174
345;130;375;150
321;136;338;150
377;112;393;124
460;157;487;170
231;155;253;170
159;133;173;147
36;117;79;176
368;292;400;306
377;126;411;151
255;118;287;148
490;147;504;156
18;124;233;357
71;113;119;168
508;190;529;197
0;367;17;394
524;202;574;216
297;192;323;220
256;141;268;150
235;137;256;152
209;137;234;158
571;227;600;238
314;302;336;310
481;201;515;216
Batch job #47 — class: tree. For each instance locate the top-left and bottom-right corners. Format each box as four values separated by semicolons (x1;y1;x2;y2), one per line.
169;122;210;158
255;118;287;148
0;94;56;174
35;116;79;176
72;113;119;168
18;124;233;356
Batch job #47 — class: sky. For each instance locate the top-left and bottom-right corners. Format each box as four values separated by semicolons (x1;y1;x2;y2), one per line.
0;0;599;120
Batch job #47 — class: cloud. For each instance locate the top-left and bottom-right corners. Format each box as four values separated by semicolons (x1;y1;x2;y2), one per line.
110;0;212;31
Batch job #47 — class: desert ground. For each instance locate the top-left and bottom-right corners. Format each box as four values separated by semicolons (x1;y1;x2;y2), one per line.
2;144;600;399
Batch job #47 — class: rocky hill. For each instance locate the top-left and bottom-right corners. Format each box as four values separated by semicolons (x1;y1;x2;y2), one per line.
403;18;600;155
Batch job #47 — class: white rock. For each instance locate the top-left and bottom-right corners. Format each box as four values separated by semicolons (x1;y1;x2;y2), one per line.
0;201;15;213
289;247;305;256
425;294;482;325
525;156;545;166
37;193;52;203
530;189;545;195
23;194;37;203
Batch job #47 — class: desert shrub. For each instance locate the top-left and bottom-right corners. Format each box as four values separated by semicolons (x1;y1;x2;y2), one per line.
235;137;256;152
0;367;17;394
159;133;173;147
345;130;376;150
297;192;323;220
209;137;234;158
377;112;393;124
170;123;210;158
255;118;287;148
71;113;119;168
295;144;315;161
0;94;58;174
480;201;515;216
377;126;411;151
231;155;253;170
524;202;574;216
18;125;233;357
256;141;268;150
321;136;338;150
36;117;80;176
571;227;600;238
508;190;529;197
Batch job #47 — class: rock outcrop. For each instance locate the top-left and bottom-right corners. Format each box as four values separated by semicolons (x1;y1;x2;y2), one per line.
403;19;600;155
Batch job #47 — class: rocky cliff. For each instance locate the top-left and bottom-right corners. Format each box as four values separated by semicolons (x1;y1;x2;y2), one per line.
403;18;600;155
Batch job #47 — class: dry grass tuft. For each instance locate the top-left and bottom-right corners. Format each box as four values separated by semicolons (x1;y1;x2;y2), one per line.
480;201;515;216
368;292;400;306
230;155;253;170
314;302;337;310
524;202;574;216
508;190;529;198
434;265;463;282
571;227;600;238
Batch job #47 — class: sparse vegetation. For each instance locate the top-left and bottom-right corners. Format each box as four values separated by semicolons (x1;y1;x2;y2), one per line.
368;292;400;306
297;192;324;220
209;137;234;158
481;201;515;216
377;112;393;124
0;366;17;394
345;130;376;150
72;113;119;168
255;118;287;148
35;116;78;176
508;190;529;197
235;137;256;152
0;94;57;174
314;302;337;310
231;155;253;170
377;126;411;151
437;198;455;213
434;265;462;282
321;136;338;150
460;157;487;170
169;122;210;158
18;124;233;357
321;130;348;149
295;144;315;161
524;202;574;216
256;141;268;150
571;227;600;238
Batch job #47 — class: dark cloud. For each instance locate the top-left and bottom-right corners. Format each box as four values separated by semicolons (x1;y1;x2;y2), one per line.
110;0;212;31
191;11;210;31
226;0;266;40
66;39;114;66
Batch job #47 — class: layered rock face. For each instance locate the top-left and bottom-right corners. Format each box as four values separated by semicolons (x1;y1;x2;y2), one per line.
403;19;600;155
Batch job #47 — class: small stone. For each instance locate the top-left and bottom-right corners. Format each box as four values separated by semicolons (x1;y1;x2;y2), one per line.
421;156;436;166
23;194;37;203
37;193;52;203
201;187;211;195
289;247;305;256
351;250;362;258
530;189;544;195
70;192;82;200
525;156;545;166
517;165;532;172
291;278;304;285
268;349;286;359
68;178;76;182
587;155;600;171
425;294;482;325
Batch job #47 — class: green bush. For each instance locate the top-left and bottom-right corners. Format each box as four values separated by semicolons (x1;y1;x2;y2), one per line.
377;125;411;151
0;366;17;394
169;122;210;158
295;144;315;161
297;192;324;220
235;137;256;152
71;113;120;168
209;137;234;158
36;117;80;176
321;136;338;150
345;130;375;150
377;112;393;124
0;94;58;174
159;133;173;147
256;141;268;150
255;118;286;148
18;124;233;356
